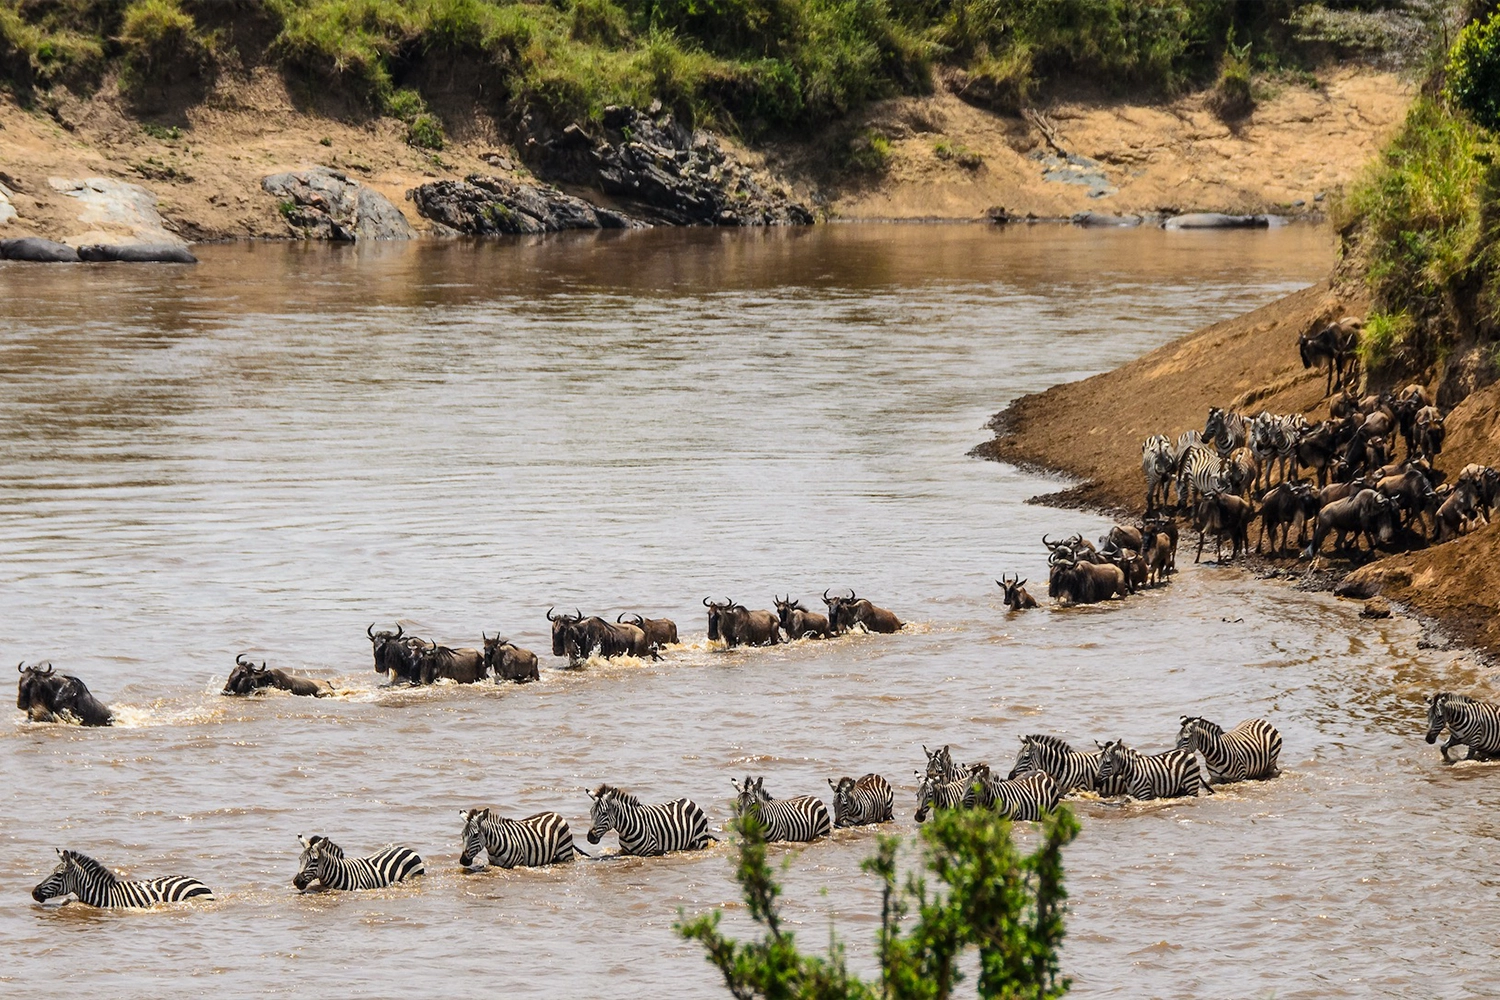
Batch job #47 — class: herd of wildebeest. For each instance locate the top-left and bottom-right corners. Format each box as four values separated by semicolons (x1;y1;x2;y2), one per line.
17;317;1500;907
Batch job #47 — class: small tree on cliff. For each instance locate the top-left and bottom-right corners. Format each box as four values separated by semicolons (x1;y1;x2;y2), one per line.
677;806;1079;1000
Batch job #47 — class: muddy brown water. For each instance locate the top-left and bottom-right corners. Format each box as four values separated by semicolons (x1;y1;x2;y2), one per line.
1;225;1492;999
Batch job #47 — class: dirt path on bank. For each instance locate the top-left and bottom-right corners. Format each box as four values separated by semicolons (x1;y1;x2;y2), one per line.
974;281;1500;659
0;66;1412;242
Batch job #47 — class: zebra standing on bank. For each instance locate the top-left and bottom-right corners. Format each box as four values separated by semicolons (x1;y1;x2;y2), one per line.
32;849;213;907
1142;434;1175;511
1425;692;1500;762
586;784;716;856
1175;716;1282;784
1205;406;1249;458
827;773;895;827
293;835;424;891
1009;734;1124;796
1097;740;1207;800
1176;442;1222;509
459;808;586;869
733;776;832;842
914;770;976;822
970;764;1060;821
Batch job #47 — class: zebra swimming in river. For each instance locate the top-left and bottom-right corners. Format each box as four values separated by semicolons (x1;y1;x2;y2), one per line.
1175;716;1282;784
970;764;1059;821
914;770;977;822
585;783;716;856
459;808;585;869
1010;734;1124;797
32;849;213;908
828;773;894;827
293;835;424;891
733;776;832;842
1097;740;1207;800
1425;692;1500;762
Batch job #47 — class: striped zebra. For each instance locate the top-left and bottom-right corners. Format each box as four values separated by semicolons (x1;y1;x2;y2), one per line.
586;783;716;856
914;770;976;822
1175;716;1282;784
1219;447;1258;497
31;849;213;907
1097;740;1206;800
1176;443;1222;508
969;764;1059;821
293;835;423;891
459;808;586;869
1425;692;1500;762
827;773;894;827
1141;434;1175;511
733;776;832;842
1205;406;1249;458
1009;733;1124;796
922;743;972;784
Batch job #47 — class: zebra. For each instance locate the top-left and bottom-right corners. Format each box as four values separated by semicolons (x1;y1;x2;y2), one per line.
1175;716;1282;784
922;743;973;784
969;764;1059;821
585;783;716;856
1425;692;1500;762
1009;733;1124;796
32;849;213;908
733;776;832;842
293;835;423;891
1141;434;1175;511
827;773;894;827
914;770;976;822
1176;443;1222;509
1205;406;1249;458
1097;740;1207;800
458;808;586;869
1219;446;1258;497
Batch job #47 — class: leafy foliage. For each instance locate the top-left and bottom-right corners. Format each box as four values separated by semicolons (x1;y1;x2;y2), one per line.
678;805;1079;1000
1447;7;1500;132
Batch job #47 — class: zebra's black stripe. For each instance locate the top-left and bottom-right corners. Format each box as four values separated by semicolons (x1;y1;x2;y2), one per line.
1175;716;1282;783
294;835;423;891
32;850;212;907
586;784;714;856
459;808;581;868
914;771;975;822
828;773;894;827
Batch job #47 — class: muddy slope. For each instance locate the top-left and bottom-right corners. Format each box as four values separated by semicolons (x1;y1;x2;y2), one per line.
975;281;1500;657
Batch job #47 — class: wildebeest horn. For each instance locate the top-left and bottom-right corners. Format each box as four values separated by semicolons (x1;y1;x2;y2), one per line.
481;631;489;642
575;608;582;621
236;653;253;667
847;589;857;600
547;606;559;621
703;597;714;607
16;660;24;674
1042;533;1058;549
617;613;626;623
393;624;403;640
367;623;376;639
42;663;54;676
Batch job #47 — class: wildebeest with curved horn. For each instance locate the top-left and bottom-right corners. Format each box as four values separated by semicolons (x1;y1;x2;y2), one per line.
414;642;487;684
481;633;540;683
555;613;656;664
773;596;832;640
223;654;333;697
546;607;584;659
824;589;903;634
368;623;424;685
16;662;113;726
997;575;1037;611
1047;557;1127;606
617;613;679;653
705;598;781;647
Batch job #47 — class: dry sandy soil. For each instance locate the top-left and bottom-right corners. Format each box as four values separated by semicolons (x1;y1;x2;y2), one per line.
974;282;1500;658
0;65;1413;243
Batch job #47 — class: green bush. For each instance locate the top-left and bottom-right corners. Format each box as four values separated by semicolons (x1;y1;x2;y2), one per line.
844;126;892;172
119;0;211;80
406;110;445;146
678;805;1078;1000
1207;32;1253;119
1447;9;1500;133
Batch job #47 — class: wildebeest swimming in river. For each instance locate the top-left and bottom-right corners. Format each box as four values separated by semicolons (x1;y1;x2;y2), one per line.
16;662;113;726
547;608;656;664
481;633;539;683
368;623;425;684
704;598;781;647
222;654;334;697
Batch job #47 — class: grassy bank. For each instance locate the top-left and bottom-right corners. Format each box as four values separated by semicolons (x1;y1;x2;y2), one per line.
0;0;1443;139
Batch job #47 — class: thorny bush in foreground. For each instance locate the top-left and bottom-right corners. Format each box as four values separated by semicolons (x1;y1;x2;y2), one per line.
677;805;1079;1000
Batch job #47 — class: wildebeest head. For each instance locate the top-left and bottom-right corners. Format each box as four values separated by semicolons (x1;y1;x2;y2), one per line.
17;661;57;717
17;661;112;726
223;654;273;695
704;597;731;642
368;623;405;673
546;607;582;657
773;596;797;631
996;574;1032;611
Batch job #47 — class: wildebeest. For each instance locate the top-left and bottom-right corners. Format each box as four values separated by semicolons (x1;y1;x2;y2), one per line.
1047;557;1128;606
773;597;832;639
705;598;781;647
1142;517;1179;580
546;608;584;659
16;662;113;726
1375;467;1438;539
1433;483;1479;543
1413;405;1445;460
414;643;487;684
1102;524;1144;553
1459;463;1500;522
1255;480;1320;554
223;654;333;697
481;633;539;683
832;591;903;634
996;574;1038;611
553;613;655;663
1193;491;1253;563
1302;488;1399;558
1299;316;1360;396
616;613;679;652
1100;542;1148;592
368;623;423;685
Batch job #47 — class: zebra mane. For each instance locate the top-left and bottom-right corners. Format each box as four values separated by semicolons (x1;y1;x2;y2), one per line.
63;851;119;886
1021;734;1076;754
308;836;346;859
1182;716;1225;738
594;783;641;808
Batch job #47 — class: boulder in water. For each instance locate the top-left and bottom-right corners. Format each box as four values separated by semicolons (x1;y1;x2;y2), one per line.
407;174;643;235
262;168;416;241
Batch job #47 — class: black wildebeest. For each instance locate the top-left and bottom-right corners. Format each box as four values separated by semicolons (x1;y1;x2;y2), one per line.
1302;488;1399;558
1193;491;1254;563
415;643;487;684
1255;481;1320;554
1047;558;1128;606
16;662;113;726
773;597;832;639
1299;317;1361;396
223;654;333;697
997;574;1038;611
706;598;782;647
481;633;539;683
368;623;424;685
567;615;656;662
546;608;584;659
835;591;904;633
616;613;679;653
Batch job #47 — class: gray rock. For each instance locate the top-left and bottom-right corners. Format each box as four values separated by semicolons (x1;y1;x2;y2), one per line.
78;243;198;263
48;176;186;246
1162;213;1273;230
262;167;416;241
406;174;644;235
1;237;80;262
0;182;14;227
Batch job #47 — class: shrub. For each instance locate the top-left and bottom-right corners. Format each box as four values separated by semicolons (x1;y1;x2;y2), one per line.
1447;9;1500;132
843;126;891;173
934;139;982;168
406;110;445;147
119;0;212;84
678;805;1078;1000
1207;32;1253;120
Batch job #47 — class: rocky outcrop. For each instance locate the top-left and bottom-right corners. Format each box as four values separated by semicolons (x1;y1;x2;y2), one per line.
49;177;185;246
0;181;15;226
261;168;416;241
406;174;641;234
524;104;814;227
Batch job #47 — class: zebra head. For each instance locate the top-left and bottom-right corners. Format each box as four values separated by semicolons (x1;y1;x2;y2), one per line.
1175;716;1215;753
828;776;857;823
1096;740;1132;783
1008;736;1039;780
586;784;619;845
1425;693;1452;744
31;848;77;903
294;835;341;891
732;775;770;818
459;809;490;868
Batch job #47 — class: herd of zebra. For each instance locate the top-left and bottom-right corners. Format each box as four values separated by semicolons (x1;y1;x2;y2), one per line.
29;712;1284;908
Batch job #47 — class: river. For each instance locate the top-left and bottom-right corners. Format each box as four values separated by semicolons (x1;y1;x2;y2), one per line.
1;224;1490;999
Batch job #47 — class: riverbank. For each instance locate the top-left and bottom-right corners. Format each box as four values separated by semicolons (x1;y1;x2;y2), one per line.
0;64;1413;244
974;275;1500;659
